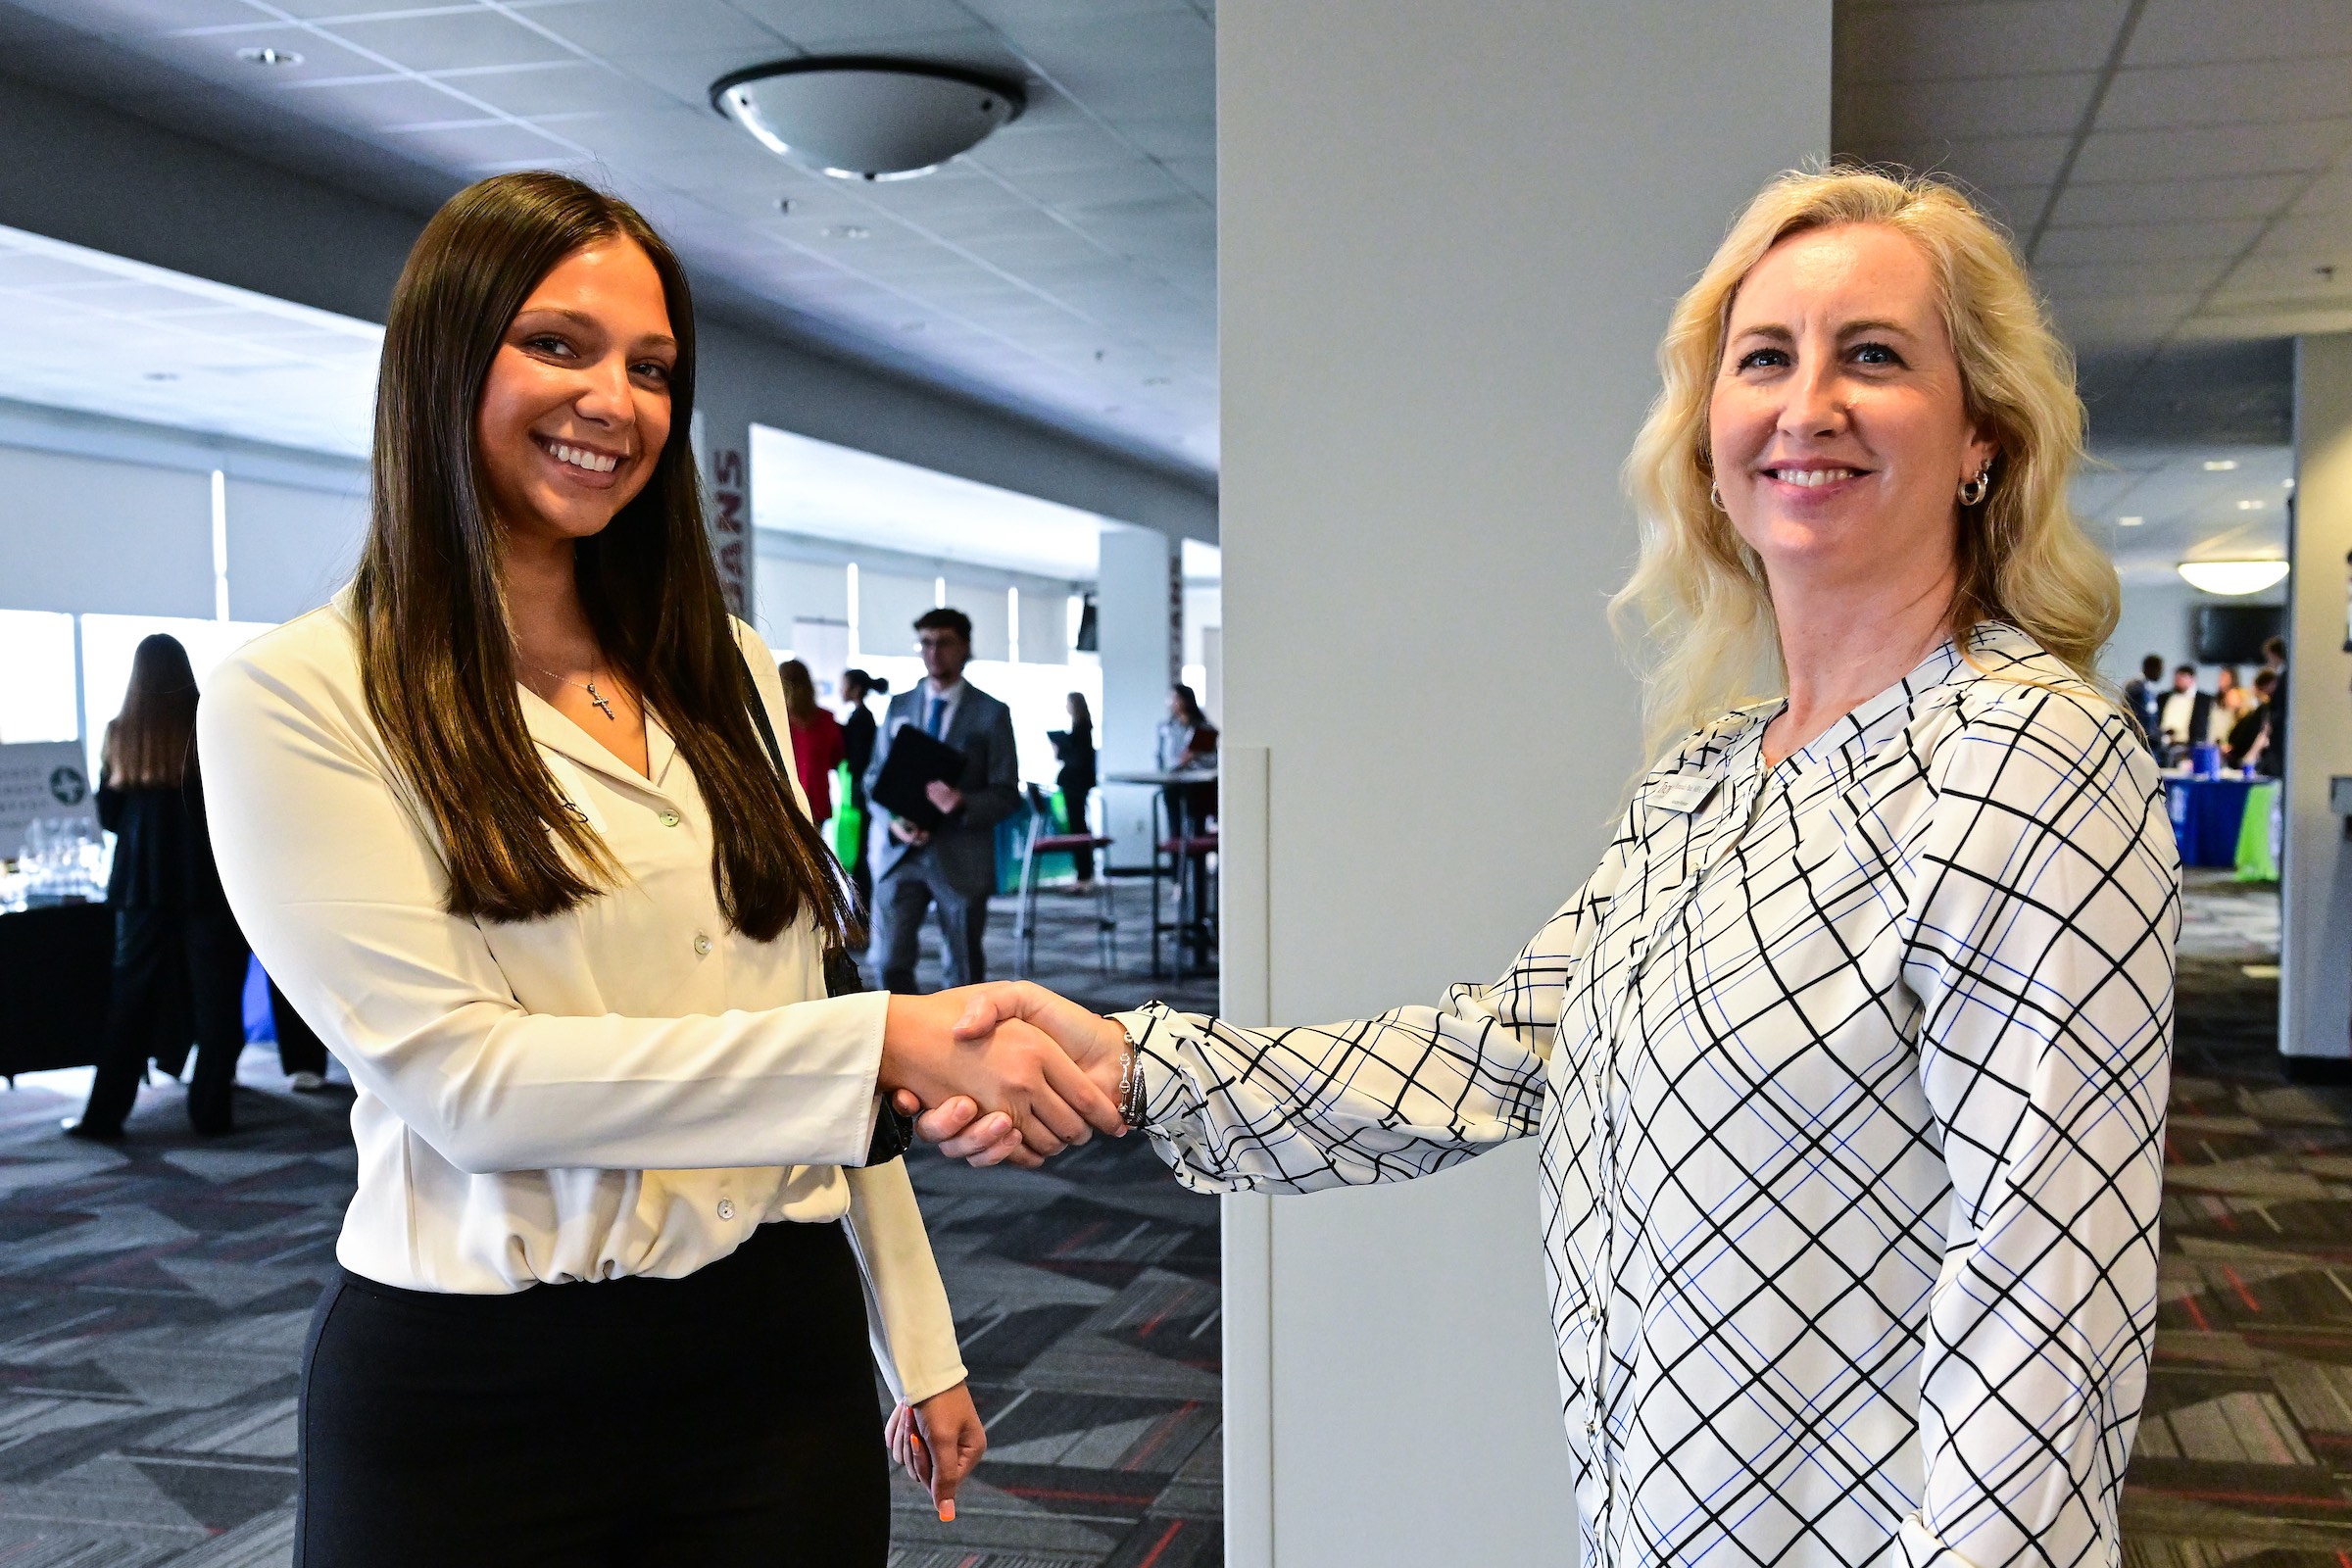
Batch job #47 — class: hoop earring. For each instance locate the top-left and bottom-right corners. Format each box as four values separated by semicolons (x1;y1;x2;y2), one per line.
1708;483;1726;513
1959;467;1991;507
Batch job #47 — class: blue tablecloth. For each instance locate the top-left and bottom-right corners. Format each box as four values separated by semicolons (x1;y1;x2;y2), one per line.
2164;774;2257;868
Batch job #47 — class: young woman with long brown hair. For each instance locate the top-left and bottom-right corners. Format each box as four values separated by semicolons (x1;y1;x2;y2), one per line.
198;172;1121;1565
69;633;247;1140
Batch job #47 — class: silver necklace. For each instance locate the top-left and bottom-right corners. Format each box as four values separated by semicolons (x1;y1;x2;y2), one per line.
520;654;618;721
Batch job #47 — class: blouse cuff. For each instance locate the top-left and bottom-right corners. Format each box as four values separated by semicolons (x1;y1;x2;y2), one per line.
1115;1001;1190;1129
1896;1513;1987;1568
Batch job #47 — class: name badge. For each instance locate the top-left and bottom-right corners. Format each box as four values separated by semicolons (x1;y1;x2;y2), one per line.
1649;775;1719;815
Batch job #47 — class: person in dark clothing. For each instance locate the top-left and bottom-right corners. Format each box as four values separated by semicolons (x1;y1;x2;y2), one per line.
838;668;886;916
1050;692;1099;891
69;635;249;1140
2121;653;2164;751
2263;634;2288;776
270;978;332;1089
2227;667;2280;774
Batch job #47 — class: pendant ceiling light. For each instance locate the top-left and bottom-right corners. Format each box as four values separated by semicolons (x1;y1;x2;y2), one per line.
712;58;1025;181
2177;560;2289;596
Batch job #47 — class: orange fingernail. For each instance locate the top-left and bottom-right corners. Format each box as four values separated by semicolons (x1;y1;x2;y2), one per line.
939;1500;956;1522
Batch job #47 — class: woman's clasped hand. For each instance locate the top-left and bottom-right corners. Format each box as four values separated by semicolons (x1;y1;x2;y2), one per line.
878;985;1127;1157
884;983;1129;1167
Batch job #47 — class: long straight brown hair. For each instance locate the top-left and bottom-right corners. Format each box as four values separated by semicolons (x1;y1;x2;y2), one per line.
106;634;199;788
354;171;854;946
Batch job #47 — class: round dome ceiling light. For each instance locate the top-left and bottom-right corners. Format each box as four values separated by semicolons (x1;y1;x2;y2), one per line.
2177;560;2288;596
711;58;1025;181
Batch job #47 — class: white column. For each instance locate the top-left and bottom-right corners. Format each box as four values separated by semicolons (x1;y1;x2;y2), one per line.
1216;3;1829;1564
1096;523;1176;870
2282;333;2352;1066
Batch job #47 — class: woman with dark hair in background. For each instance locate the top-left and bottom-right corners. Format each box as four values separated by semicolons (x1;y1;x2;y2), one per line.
777;657;845;829
198;171;1118;1566
840;667;885;913
1052;691;1099;891
68;634;248;1141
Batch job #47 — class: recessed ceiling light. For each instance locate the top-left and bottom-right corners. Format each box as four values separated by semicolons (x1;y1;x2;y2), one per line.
2118;515;2143;527
2284;477;2297;490
236;46;303;67
143;371;178;381
821;224;870;240
2238;499;2265;511
2178;560;2287;595
776;197;796;215
712;59;1024;181
2203;459;2238;471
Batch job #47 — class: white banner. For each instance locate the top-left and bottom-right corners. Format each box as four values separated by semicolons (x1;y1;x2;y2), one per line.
0;741;98;853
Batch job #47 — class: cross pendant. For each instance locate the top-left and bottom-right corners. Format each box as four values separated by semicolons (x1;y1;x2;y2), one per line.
586;679;616;721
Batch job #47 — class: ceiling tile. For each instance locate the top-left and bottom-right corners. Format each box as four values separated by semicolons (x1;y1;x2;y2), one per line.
2213;253;2352;299
321;11;576;74
437;62;689;118
733;0;992;47
2100;58;2352;130
1839;72;2094;144
2052;172;2309;225
2246;213;2352;261
1871;132;2075;187
2069;120;2352;182
531;0;784;58
2034;258;2229;297
116;22;388;86
960;0;1193;22
1837;0;2132;83
2036;219;2264;266
24;0;255;31
382;120;582;170
280;75;484;135
2127;0;2352;68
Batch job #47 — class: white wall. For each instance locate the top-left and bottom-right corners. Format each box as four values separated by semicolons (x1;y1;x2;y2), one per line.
0;444;213;618
224;476;367;623
2284;334;2352;1062
1216;2;1830;1563
2105;575;2285;690
1096;524;1174;870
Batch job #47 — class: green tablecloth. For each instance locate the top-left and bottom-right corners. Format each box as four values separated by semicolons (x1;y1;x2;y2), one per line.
2235;779;2280;881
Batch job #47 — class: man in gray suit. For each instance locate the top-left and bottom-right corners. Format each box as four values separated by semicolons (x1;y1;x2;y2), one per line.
865;607;1022;991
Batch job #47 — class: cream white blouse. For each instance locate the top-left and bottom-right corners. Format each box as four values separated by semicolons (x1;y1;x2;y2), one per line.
197;598;965;1404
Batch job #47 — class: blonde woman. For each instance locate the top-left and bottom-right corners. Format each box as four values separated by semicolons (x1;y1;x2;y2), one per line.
923;169;2180;1567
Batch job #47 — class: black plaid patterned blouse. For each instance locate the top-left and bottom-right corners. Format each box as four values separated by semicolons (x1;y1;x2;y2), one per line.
1120;624;2178;1568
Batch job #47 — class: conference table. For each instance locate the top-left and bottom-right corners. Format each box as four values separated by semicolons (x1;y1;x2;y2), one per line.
1102;768;1218;979
2162;773;2277;872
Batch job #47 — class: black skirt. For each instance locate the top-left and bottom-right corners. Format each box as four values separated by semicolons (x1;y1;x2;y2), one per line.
296;1217;888;1567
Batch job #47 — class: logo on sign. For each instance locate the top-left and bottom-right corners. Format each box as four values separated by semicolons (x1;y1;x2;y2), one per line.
48;766;87;806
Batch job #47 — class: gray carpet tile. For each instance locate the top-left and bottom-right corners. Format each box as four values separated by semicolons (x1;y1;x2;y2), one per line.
0;885;1220;1566
2;870;2291;1566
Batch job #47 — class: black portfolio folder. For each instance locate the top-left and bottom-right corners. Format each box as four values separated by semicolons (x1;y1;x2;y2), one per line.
870;725;966;830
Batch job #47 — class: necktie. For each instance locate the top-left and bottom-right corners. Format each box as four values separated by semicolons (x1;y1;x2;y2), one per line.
925;695;945;737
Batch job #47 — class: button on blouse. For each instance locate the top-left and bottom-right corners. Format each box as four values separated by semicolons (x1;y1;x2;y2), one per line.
1117;625;2179;1568
197;598;966;1405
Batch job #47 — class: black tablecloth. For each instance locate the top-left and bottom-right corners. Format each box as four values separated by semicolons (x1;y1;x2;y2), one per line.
0;903;112;1077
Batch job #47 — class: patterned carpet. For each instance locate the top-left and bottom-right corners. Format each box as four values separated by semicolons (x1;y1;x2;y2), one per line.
0;883;1219;1567
0;871;2328;1564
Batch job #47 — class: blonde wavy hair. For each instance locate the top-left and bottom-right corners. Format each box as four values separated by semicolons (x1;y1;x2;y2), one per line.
1611;166;2118;756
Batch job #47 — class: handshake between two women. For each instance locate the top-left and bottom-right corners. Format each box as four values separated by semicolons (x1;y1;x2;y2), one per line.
876;983;1132;1167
